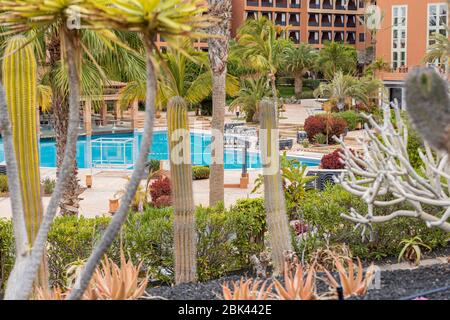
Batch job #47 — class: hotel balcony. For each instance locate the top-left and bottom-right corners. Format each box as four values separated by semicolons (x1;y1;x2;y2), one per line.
290;0;301;8
335;0;346;10
334;31;344;42
262;0;274;7
321;14;332;27
276;0;287;8
308;13;319;27
346;32;356;44
309;0;320;9
246;0;259;6
289;13;300;26
289;30;300;44
334;15;345;27
308;31;319;44
347;15;356;28
347;0;357;10
322;0;333;10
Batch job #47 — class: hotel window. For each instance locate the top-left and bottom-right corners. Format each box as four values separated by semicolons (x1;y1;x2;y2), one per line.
359;33;365;42
289;30;300;44
428;3;448;46
391;5;407;70
289;13;300;26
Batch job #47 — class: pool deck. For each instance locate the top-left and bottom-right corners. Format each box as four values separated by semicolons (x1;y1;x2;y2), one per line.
0;168;265;219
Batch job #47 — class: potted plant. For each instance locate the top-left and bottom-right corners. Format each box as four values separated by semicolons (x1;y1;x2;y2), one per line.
85;174;93;188
109;198;119;214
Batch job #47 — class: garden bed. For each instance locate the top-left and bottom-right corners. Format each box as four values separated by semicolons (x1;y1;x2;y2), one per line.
146;264;449;300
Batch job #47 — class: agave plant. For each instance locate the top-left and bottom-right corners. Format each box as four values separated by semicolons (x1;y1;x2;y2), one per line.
273;263;317;300
89;252;148;300
222;279;274;300
398;236;432;266
324;256;376;298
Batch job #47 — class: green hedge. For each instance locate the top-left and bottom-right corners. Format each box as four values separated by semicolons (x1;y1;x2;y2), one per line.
293;185;448;261
334;110;365;131
0;187;447;288
192;166;210;180
0;198;266;287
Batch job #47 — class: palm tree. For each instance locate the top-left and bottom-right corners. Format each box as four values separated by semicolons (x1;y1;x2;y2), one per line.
230;78;271;123
424;32;450;73
118;40;238;111
235;18;286;110
314;71;384;108
283;43;317;99
0;0;104;299
67;0;212;299
208;0;232;206
316;41;357;80
365;57;390;78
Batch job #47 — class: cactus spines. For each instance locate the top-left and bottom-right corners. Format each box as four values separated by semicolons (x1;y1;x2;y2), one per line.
405;68;450;153
2;35;48;286
259;98;293;275
167;96;197;284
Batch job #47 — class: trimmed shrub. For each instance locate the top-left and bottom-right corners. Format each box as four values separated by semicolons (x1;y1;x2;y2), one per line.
192;166;210;180
149;177;172;205
334;110;365;131
303;79;321;90
292;184;448;262
42;177;56;195
153;195;172;208
0;219;14;289
300;90;315;99
0;175;8;194
320;149;345;169
304;114;347;144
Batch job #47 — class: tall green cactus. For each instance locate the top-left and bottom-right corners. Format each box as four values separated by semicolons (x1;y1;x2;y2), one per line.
405;68;450;154
2;35;47;286
259;98;293;275
167;96;197;284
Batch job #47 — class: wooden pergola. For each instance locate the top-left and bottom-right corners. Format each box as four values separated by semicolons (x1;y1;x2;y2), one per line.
79;80;139;136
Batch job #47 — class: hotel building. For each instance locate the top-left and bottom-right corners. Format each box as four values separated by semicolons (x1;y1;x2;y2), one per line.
231;0;373;52
375;0;449;107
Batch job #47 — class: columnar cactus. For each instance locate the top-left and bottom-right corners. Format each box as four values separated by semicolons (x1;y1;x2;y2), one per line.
167;96;197;284
405;68;450;154
259;98;293;274
2;35;48;286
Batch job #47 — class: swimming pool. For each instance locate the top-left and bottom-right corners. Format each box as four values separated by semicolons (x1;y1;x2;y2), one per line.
0;131;321;170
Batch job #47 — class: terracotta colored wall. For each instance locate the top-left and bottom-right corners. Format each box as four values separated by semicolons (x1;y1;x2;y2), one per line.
376;0;448;68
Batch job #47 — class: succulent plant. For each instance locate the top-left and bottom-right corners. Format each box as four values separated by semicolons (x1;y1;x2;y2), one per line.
259;98;293;275
167;96;197;284
405;68;450;153
2;35;48;286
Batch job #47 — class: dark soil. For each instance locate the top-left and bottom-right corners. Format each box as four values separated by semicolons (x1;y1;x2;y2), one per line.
147;264;450;300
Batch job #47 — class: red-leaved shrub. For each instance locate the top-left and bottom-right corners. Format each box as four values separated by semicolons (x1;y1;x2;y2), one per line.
304;115;347;144
153;195;172;208
320;149;345;169
149;177;172;206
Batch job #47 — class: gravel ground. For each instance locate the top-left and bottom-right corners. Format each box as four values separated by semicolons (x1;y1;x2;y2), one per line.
147;264;449;300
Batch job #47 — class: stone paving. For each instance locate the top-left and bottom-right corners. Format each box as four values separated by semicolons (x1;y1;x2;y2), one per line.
0;168;264;218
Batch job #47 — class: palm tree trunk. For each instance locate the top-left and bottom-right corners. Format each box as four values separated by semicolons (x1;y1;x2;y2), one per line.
53;95;82;215
48;32;82;216
270;74;278;111
294;75;303;99
67;38;157;300
208;0;231;206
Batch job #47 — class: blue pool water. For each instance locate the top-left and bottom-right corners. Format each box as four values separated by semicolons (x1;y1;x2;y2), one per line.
0;131;320;169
